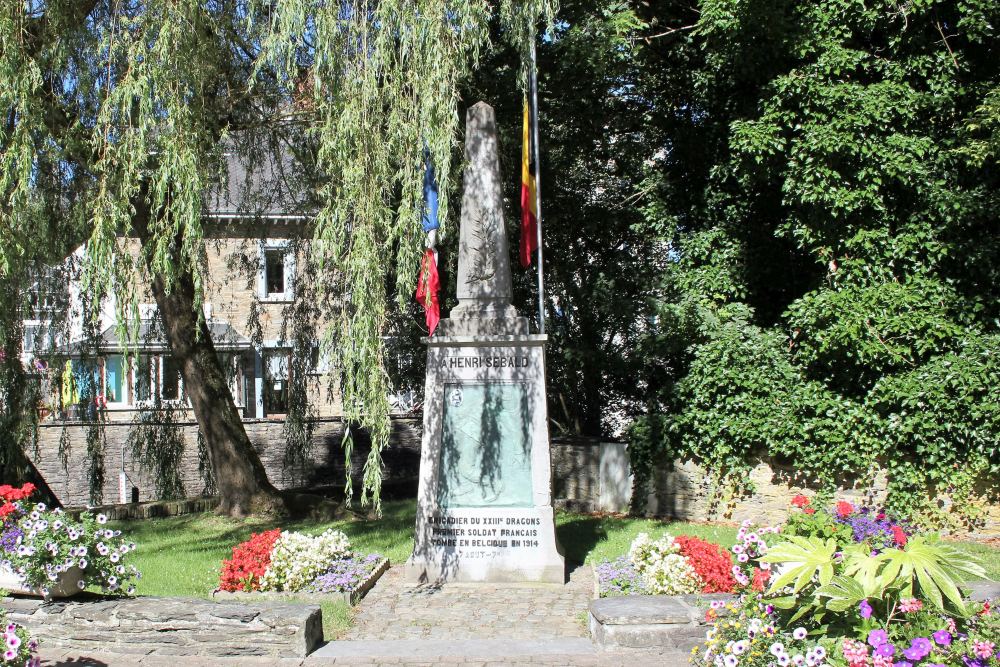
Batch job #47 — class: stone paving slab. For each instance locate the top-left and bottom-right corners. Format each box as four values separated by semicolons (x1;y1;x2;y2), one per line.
39;647;692;666
313;638;596;658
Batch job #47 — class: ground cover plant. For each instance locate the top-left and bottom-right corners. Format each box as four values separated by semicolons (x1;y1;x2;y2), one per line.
598;531;737;597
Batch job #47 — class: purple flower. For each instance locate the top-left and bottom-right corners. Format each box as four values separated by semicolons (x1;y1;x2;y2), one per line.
869;629;889;648
765;604;775;614
860;600;873;619
875;644;896;658
903;638;932;661
893;662;913;667
932;631;952;647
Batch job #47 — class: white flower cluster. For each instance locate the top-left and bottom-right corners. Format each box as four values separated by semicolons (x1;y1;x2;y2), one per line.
627;532;700;595
260;529;351;592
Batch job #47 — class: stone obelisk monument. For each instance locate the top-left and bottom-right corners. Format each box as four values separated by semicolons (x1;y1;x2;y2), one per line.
405;102;565;584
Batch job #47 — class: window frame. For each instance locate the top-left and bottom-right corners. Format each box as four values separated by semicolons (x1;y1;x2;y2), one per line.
258;240;295;302
131;354;187;408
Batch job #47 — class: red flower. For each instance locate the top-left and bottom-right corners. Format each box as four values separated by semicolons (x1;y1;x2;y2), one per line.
752;567;771;592
219;529;282;592
675;535;737;593
980;601;991;616
0;503;17;519
791;495;810;508
804;508;816;515
705;608;717;622
0;483;36;502
876;512;886;520
836;501;855;518
891;525;908;547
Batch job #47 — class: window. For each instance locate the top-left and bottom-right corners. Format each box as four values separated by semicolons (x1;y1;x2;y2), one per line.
104;355;124;404
135;355;155;402
265;249;285;295
263;349;290;415
161;356;181;401
133;355;184;404
25;267;65;322
259;242;294;301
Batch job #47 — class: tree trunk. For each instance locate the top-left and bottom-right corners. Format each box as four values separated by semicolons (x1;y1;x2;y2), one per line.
133;208;285;517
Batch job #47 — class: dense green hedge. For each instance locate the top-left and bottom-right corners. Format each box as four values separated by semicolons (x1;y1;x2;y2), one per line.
631;0;1000;525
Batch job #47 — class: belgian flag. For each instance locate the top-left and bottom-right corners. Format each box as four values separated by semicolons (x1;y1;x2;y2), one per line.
520;98;538;267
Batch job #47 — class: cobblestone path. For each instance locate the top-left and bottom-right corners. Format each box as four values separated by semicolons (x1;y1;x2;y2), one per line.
344;565;592;641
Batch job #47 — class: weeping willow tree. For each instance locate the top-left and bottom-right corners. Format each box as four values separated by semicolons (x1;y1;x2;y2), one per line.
0;1;555;516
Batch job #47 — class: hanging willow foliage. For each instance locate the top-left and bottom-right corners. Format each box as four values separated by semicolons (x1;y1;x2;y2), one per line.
248;0;557;507
1;0;555;512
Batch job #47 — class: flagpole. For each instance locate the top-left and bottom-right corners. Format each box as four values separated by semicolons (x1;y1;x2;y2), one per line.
529;38;546;336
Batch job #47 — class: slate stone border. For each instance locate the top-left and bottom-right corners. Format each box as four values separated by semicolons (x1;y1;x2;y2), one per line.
589;580;1000;652
212;557;390;605
2;595;322;657
65;496;219;521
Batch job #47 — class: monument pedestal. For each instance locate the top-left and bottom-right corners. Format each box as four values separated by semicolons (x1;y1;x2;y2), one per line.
405;334;565;584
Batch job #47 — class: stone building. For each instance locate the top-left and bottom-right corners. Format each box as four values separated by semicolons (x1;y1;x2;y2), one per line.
22;151;347;423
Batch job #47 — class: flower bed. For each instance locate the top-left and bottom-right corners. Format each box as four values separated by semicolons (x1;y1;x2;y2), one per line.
0;483;140;598
691;497;999;667
215;528;387;604
596;532;737;597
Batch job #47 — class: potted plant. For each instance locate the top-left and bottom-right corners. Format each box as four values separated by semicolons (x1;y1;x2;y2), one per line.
0;483;141;599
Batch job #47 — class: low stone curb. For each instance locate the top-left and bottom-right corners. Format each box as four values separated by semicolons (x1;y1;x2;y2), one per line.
590;580;1000;653
213;558;391;605
3;595;322;657
65;496;219;521
589;594;733;651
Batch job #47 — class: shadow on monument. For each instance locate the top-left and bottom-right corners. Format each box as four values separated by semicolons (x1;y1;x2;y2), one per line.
417;357;560;583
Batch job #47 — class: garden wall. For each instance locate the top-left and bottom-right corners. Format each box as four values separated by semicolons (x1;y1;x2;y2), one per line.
30;417;422;507
26;421;1000;538
644;455;1000;539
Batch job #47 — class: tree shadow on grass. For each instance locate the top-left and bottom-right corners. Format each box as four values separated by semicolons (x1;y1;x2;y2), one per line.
556;513;614;564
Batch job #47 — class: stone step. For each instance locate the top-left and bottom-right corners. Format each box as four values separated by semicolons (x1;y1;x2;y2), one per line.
312;638;597;659
588;594;731;651
4;595;322;658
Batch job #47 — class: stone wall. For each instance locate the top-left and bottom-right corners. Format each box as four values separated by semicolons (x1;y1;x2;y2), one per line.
31;417;422;507
28;420;998;537
644;455;1000;538
31;419;621;511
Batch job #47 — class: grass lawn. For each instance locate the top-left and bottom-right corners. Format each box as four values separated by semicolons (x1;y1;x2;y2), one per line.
113;498;1000;637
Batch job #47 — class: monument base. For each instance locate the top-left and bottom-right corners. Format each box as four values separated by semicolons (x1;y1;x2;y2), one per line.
405;506;565;584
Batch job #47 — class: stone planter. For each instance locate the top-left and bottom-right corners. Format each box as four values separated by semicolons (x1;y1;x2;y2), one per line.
0;563;84;600
213;557;390;605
